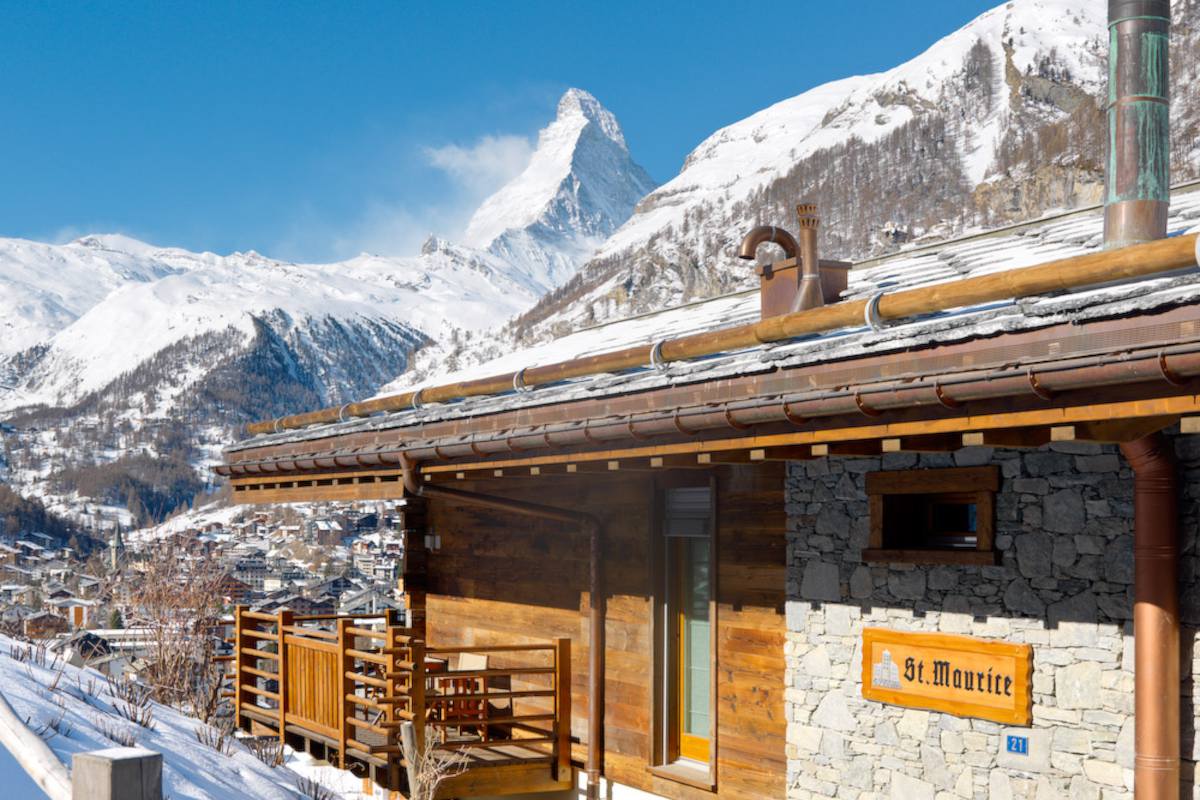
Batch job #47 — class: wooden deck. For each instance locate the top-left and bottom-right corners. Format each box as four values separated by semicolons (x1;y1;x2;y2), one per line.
226;607;573;799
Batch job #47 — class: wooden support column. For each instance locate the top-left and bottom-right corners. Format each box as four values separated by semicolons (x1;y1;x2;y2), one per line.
337;617;353;768
233;605;251;733
554;637;572;781
399;498;428;639
276;609;293;743
411;639;426;755
385;614;403;793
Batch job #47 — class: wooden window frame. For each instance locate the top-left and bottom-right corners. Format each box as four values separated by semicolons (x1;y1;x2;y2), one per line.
863;466;1000;566
648;472;718;791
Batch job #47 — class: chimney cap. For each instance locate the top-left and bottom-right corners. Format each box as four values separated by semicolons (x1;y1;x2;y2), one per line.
1109;0;1169;22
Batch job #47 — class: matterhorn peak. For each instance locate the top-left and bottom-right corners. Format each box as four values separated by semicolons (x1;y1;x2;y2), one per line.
461;88;657;289
555;88;626;148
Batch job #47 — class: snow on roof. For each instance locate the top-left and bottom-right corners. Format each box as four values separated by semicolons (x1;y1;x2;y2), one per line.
232;183;1200;453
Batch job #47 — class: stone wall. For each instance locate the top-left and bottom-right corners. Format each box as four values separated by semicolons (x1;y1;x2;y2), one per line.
784;436;1200;800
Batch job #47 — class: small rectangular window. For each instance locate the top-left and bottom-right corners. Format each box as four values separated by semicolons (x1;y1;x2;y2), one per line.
864;467;999;565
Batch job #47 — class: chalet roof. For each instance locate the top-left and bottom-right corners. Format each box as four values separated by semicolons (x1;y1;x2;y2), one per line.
226;182;1200;457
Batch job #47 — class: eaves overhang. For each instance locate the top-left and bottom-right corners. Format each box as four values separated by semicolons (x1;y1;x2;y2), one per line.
217;303;1200;490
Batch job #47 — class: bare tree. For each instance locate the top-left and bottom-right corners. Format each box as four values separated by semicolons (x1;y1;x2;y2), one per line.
399;723;467;800
123;544;227;715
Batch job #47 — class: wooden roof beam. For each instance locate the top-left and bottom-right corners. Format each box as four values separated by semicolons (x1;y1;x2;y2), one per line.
749;446;816;461
962;428;1053;448
811;441;884;457
881;434;962;453
1049;416;1177;443
697;451;754;465
649;454;708;469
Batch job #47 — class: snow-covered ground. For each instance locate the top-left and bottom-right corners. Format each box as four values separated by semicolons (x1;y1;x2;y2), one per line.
0;632;375;799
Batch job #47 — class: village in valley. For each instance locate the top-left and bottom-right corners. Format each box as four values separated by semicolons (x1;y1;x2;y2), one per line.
0;500;409;660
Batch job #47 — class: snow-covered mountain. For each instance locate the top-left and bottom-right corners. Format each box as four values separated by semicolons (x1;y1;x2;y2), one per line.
0;239;539;411
0;235;192;358
0;89;656;527
498;0;1200;344
464;88;657;290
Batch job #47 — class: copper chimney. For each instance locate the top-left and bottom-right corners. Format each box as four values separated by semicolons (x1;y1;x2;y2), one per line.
738;204;848;319
793;204;825;312
1104;0;1170;248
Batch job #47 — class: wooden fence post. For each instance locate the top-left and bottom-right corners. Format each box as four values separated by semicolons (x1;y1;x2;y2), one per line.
411;639;426;754
276;610;293;743
555;637;572;780
399;721;419;796
337;617;352;768
385;621;401;793
233;606;250;733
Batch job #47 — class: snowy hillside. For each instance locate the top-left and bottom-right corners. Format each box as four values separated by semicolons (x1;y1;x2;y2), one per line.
501;0;1200;344
0;88;657;528
0;240;537;412
0;635;322;799
464;88;657;290
0;235;193;358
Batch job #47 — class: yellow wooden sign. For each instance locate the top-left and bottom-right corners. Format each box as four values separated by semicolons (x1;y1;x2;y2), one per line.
861;628;1033;725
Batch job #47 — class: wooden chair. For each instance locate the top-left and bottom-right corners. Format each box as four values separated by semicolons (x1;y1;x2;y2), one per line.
440;653;487;737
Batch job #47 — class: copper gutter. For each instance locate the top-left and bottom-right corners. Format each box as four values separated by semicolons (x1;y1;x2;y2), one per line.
246;233;1200;436
219;338;1200;474
1122;434;1179;800
399;456;605;799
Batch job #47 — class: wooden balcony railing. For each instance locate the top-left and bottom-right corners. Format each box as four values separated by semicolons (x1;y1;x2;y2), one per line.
228;607;572;798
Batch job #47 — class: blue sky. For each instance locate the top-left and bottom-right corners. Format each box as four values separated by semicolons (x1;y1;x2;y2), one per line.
0;0;999;262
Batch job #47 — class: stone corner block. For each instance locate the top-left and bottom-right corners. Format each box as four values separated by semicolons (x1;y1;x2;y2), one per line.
72;747;163;800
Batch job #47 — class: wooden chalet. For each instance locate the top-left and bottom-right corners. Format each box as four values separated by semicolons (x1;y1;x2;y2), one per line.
217;5;1198;799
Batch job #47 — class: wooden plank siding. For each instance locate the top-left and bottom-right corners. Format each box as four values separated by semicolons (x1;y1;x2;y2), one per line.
423;465;786;799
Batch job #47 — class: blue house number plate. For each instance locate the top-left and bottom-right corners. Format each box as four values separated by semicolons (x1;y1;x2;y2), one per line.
1006;735;1029;755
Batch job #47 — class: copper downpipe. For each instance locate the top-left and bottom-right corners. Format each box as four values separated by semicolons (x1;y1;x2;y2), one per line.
1121;434;1179;800
399;456;605;799
245;233;1200;436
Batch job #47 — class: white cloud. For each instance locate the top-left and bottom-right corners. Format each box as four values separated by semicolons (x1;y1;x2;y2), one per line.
271;132;536;262
424;134;534;196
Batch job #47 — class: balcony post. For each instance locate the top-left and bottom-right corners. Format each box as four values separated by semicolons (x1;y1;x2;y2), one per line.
555;637;572;780
337;617;352;767
385;620;403;793
233;606;250;733
411;639;426;754
276;610;293;743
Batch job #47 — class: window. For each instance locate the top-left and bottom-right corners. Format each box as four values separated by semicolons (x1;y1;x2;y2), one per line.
653;483;716;779
864;466;999;565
